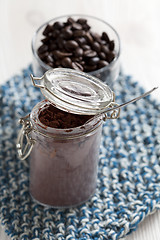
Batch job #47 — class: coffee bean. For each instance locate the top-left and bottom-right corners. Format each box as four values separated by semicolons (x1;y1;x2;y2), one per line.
39;51;49;61
45;55;54;63
109;40;115;51
82;23;90;31
37;17;116;73
53;50;72;59
43;24;52;36
72;22;82;30
74;48;83;57
57;38;66;49
101;45;109;54
67;17;75;24
52;29;60;38
55;60;61;66
66;40;79;50
77;18;87;25
84;65;97;72
53;21;64;29
71;62;83;71
73;30;85;38
48;43;57;51
48;62;55;67
61;27;73;39
84;49;97;58
98;60;108;68
87;57;100;66
72;56;83;62
76;37;87;46
61;57;72;67
85;32;93;44
102;32;110;43
98;52;106;60
91;32;101;41
38;45;48;54
91;42;101;52
106;51;115;63
41;37;50;44
81;45;91;51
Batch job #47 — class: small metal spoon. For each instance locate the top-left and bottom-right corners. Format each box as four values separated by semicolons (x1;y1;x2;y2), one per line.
104;87;158;113
86;87;158;123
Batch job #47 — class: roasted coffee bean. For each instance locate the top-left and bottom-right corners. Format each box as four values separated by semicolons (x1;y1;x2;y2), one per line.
84;49;97;58
55;60;61;66
91;42;101;52
48;62;55;67
61;57;72;67
39;51;49;61
98;60;108;68
91;32;101;41
72;22;82;30
98;51;106;60
57;38;66;49
109;40;115;51
105;51;115;63
77;18;87;25
66;40;79;50
61;27;73;39
38;45;48;54
101;45;109;54
85;32;93;44
87;57;100;66
84;65;97;72
52;29;60;38
82;23;90;31
101;32;110;43
81;44;91;51
72;56;83;62
37;17;116;73
48;42;57;51
74;48;83;57
71;62;83;71
41;37;50;44
53;50;72;59
45;55;54;63
43;24;52;36
73;30;85;38
53;21;64;29
76;37;87;46
67;17;75;24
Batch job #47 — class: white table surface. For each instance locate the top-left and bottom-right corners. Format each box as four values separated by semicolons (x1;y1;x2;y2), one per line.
0;0;160;239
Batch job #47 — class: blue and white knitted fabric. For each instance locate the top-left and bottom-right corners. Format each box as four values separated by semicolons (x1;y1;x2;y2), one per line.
0;66;160;240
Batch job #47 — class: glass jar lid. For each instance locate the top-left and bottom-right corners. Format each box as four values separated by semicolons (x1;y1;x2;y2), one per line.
31;68;114;115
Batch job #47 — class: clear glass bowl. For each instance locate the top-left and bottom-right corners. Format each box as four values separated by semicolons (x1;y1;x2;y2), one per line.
31;14;121;87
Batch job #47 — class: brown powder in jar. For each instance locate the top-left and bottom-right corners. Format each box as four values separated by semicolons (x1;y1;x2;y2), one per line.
39;104;93;129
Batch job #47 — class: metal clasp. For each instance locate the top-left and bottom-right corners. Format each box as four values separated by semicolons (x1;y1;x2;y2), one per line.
103;102;121;121
16;114;36;160
30;74;44;89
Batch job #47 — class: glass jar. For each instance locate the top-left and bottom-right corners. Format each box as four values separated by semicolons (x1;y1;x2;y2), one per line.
30;100;103;207
31;14;121;87
17;68;120;208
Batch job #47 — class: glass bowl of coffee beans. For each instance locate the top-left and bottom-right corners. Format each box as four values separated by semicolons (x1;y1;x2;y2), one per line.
32;14;121;86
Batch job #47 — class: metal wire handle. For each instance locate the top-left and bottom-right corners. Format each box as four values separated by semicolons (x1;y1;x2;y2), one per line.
16;115;36;160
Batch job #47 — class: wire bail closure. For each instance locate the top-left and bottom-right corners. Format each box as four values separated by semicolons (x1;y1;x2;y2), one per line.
16;115;36;160
103;102;120;120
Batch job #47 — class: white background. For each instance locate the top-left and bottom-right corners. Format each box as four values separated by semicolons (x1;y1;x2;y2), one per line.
0;0;160;239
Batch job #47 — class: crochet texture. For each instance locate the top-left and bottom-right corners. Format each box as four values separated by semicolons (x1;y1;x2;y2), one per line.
0;66;160;240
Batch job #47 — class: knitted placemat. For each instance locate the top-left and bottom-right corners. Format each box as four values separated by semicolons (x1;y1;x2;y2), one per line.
0;65;160;240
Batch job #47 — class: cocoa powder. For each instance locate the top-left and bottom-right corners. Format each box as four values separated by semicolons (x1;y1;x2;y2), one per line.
39;104;92;129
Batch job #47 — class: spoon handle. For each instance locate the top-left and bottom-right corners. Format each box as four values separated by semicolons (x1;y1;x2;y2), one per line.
104;87;158;114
